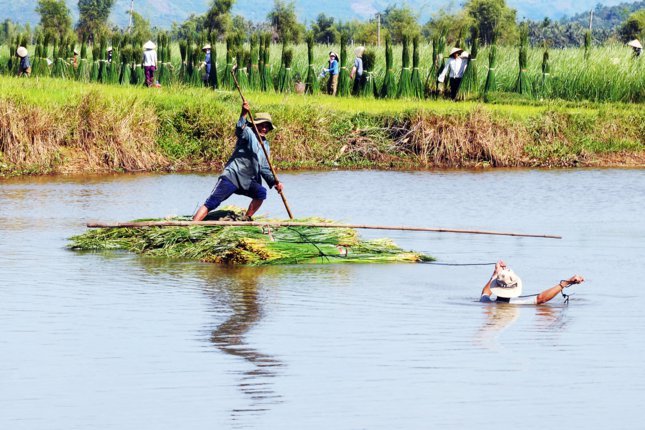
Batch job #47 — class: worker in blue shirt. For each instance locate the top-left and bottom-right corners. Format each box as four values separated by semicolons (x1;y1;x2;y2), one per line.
321;51;339;95
193;101;283;221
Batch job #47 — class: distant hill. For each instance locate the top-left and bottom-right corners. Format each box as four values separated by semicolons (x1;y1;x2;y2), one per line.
3;0;643;31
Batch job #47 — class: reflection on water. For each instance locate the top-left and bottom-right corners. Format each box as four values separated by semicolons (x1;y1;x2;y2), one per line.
205;268;283;421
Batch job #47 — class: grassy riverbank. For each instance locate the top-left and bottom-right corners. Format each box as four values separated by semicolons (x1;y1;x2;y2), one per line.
1;76;643;176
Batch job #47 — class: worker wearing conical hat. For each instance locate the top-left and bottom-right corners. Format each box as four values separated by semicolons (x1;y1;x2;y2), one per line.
193;101;284;222
627;39;642;57
202;44;212;84
437;47;468;100
16;46;31;77
142;41;157;87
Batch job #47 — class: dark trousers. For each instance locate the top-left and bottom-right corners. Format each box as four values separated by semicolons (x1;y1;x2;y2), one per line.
449;77;462;100
144;66;156;87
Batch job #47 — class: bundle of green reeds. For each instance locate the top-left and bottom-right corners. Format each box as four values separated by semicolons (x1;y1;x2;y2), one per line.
235;48;250;89
90;46;100;82
380;34;396;99
540;47;551;97
276;41;287;91
584;30;591;60
208;34;218;89
279;48;293;93
459;26;479;99
156;33;167;86
514;23;531;96
68;212;432;266
411;35;424;98
98;36;108;83
32;35;49;77
51;38;70;79
178;40;187;83
119;46;132;85
304;33;319;94
222;37;235;89
359;50;378;98
132;45;145;85
106;35;120;84
191;45;203;86
262;34;272;92
338;34;351;97
76;37;90;82
397;35;413;98
249;34;262;90
484;32;498;94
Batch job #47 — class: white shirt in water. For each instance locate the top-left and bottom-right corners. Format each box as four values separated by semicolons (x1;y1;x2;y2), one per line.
143;50;157;67
480;294;538;305
438;57;468;82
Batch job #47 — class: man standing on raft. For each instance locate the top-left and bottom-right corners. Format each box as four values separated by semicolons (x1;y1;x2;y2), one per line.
480;260;584;305
193;101;283;221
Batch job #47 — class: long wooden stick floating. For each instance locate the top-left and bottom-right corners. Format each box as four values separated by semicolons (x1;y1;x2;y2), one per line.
86;221;561;239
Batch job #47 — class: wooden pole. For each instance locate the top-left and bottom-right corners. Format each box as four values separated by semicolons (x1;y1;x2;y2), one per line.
86;220;562;239
230;68;294;219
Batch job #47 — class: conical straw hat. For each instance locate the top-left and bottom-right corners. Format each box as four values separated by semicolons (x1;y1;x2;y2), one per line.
143;40;156;50
449;47;464;56
627;39;642;49
17;46;28;57
202;44;211;51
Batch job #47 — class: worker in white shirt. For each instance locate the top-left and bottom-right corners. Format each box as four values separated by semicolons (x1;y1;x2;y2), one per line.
437;47;468;100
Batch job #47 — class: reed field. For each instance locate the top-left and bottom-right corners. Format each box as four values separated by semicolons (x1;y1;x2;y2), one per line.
1;73;643;176
1;41;643;103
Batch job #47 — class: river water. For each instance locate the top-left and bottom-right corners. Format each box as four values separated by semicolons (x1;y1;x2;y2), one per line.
1;169;644;430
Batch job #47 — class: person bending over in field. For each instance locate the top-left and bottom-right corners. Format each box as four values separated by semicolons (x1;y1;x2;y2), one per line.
480;260;584;305
193;101;283;222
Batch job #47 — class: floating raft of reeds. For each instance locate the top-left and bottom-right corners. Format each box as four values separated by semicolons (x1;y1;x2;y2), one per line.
69;209;434;266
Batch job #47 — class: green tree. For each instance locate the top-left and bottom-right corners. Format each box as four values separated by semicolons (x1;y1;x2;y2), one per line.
205;0;234;36
619;9;645;42
422;8;472;46
128;10;151;42
36;0;72;39
465;0;517;45
267;0;304;43
77;0;115;40
381;5;420;43
311;13;339;44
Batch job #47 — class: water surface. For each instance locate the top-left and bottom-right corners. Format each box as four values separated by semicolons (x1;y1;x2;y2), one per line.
1;169;644;429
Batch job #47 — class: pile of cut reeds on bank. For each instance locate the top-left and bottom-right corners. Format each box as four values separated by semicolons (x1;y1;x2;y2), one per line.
69;208;433;266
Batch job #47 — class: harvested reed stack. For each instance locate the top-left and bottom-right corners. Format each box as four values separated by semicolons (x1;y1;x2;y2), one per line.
359;50;378;98
107;35;120;84
380;35;397;99
276;41;287;91
156;34;167;86
32;35;49;77
248;34;261;90
484;32;498;94
262;34;272;92
279;48;294;93
514;23;531;96
411;35;424;98
338;34;351;97
208;33;218;89
98;36;108;83
397;35;413;98
222;37;235;89
540;47;551;97
77;37;90;82
304;33;319;94
90;46;100;82
119;46;132;85
51;38;70;79
459;27;479;99
191;45;203;86
235;48;250;89
132;44;145;85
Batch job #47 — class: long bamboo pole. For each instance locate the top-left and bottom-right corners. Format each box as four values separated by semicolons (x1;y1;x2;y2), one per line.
86;221;561;239
231;68;294;219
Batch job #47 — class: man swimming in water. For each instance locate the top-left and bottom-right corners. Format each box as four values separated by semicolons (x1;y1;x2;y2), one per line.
480;260;584;305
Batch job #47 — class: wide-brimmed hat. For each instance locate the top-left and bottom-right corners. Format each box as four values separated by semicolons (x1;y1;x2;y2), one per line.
490;269;523;298
329;51;338;59
16;46;28;57
73;49;79;55
107;46;113;52
354;46;365;58
449;47;464;57
250;112;275;131
202;44;211;51
143;40;156;50
627;39;642;49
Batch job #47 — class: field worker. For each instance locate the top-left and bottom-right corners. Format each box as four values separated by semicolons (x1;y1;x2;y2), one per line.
193;101;284;222
627;39;642;57
106;46;113;63
321;51;339;95
142;40;158;87
350;46;365;95
480;260;585;305
16;46;31;77
437;47;467;100
72;49;79;69
202;44;212;83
